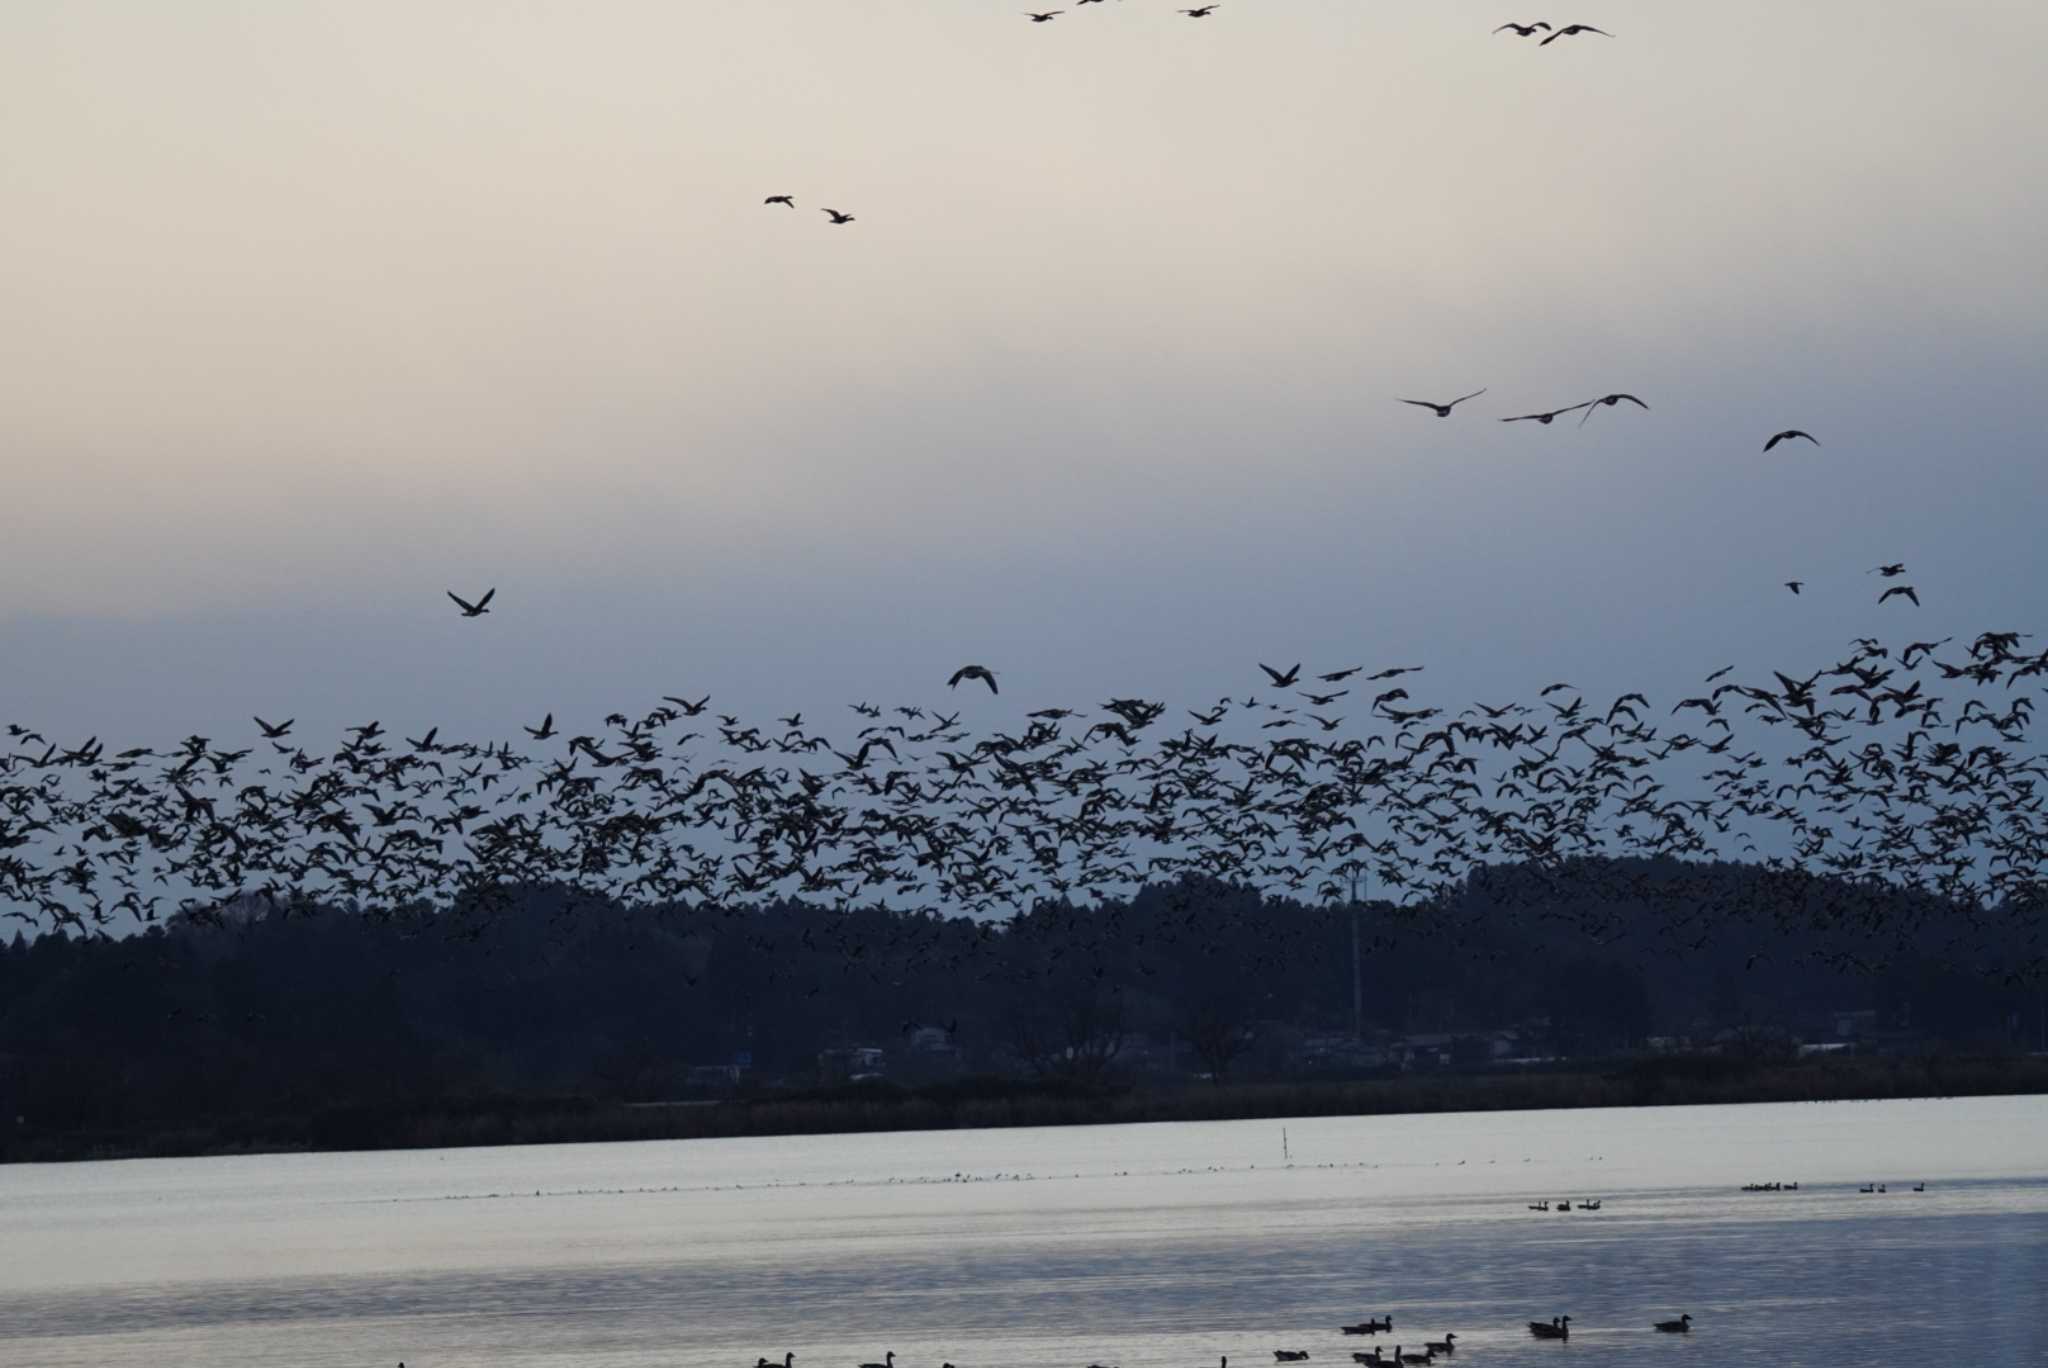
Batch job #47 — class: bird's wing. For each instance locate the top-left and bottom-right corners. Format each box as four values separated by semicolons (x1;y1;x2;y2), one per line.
1448;388;1487;406
447;591;474;611
476;587;496;608
1396;399;1437;409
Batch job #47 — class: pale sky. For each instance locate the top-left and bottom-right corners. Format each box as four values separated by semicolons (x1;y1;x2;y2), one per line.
5;1;2046;744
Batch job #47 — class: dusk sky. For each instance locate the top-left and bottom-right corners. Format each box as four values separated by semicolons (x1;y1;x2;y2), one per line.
6;2;2045;745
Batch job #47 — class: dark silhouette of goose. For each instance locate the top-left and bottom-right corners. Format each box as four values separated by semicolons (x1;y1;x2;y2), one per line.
1784;581;1804;594
447;587;495;617
1494;22;1551;36
1528;1316;1570;1339
1398;389;1486;417
1274;1353;1310;1362
822;208;856;224
1540;23;1611;43
1350;1355;1386;1367
253;716;293;739
1871;562;1907;577
1653;1315;1692;1333
858;1354;896;1368
764;196;795;207
1423;1335;1455;1355
949;665;999;694
758;1356;796;1368
1880;585;1920;607
1764;429;1818;451
1260;663;1303;687
1180;4;1220;14
1577;392;1649;425
1396;1350;1433;1367
1501;403;1591;424
524;712;556;740
1026;9;1063;19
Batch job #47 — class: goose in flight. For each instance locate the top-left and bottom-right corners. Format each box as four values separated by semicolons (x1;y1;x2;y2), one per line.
822;208;856;224
1784;581;1804;594
1871;562;1906;577
764;195;795;207
1260;663;1303;687
1494;22;1551;35
1501;403;1591;424
447;587;495;617
1652;1315;1693;1333
949;665;999;694
1181;4;1221;14
1397;388;1486;417
524;712;556;740
1026;9;1062;19
253;716;293;739
1879;585;1920;607
1577;392;1649;425
1764;429;1818;451
1540;23;1610;43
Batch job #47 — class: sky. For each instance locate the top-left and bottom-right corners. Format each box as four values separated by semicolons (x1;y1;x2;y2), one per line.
4;1;2047;748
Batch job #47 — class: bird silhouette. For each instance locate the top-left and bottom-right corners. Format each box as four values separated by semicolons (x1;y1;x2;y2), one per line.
1880;585;1920;607
1494;22;1553;36
1397;389;1486;417
822;208;856;224
1180;5;1220;15
1026;10;1063;20
948;665;999;695
764;195;795;207
1539;24;1610;43
1784;581;1804;594
1501;403;1591;425
1764;429;1818;451
1577;392;1649;426
447;588;495;617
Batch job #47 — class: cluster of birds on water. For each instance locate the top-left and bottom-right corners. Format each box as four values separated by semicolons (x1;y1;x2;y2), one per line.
5;630;2044;988
714;1313;1698;1368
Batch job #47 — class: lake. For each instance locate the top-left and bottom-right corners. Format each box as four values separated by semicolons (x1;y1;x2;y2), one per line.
4;1097;2046;1367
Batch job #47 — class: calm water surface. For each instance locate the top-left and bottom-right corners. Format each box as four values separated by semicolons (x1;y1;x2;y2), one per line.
4;1097;2046;1367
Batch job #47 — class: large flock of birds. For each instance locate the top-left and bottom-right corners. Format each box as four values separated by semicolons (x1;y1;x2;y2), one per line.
4;630;2044;981
4;12;2040;985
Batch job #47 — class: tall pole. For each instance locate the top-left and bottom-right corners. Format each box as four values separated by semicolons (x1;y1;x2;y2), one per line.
1350;872;1364;1041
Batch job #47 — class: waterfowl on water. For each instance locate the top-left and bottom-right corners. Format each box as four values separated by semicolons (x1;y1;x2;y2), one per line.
1395;1347;1433;1366
1653;1314;1693;1333
1275;1353;1310;1362
859;1353;897;1368
1424;1334;1456;1355
1528;1316;1571;1340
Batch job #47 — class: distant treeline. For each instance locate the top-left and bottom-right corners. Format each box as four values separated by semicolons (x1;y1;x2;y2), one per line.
1;860;2040;1163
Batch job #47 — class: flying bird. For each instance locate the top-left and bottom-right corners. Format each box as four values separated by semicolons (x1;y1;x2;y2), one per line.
948;665;999;695
1180;5;1220;15
1879;585;1920;607
1501;404;1591;425
1397;389;1486;417
252;717;293;739
1494;22;1552;36
1025;10;1062;20
1540;23;1611;43
1577;392;1649;425
1871;563;1907;577
524;712;556;740
1784;581;1804;594
1764;429;1819;451
763;195;795;207
821;208;856;224
447;588;495;617
1260;663;1303;688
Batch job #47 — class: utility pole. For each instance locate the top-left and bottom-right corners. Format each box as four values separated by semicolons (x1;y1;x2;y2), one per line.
1350;871;1364;1041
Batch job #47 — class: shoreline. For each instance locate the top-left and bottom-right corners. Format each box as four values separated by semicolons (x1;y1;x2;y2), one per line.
8;1053;2045;1166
